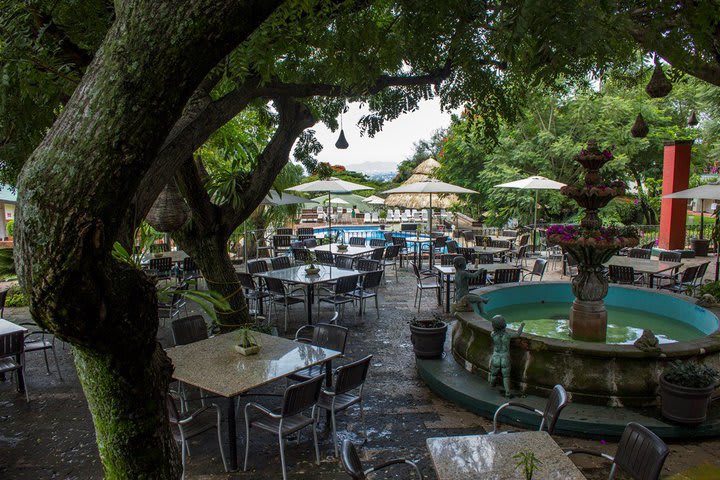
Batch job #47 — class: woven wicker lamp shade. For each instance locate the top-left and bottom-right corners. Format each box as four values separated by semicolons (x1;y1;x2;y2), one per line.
645;64;673;98
631;113;649;138
145;183;190;232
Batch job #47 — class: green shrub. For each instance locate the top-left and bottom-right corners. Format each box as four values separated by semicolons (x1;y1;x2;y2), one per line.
698;281;720;298
5;286;30;307
6;219;13;237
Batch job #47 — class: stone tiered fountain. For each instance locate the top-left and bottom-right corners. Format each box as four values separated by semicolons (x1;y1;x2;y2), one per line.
547;141;640;341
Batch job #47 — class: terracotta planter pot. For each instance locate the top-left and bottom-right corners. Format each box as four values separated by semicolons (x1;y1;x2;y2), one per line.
410;322;448;359
659;374;717;424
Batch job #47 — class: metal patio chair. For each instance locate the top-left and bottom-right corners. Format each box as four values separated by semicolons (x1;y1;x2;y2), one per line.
349;270;384;318
291;322;348;383
412;262;441;311
341;440;423;479
0;330;29;401
522;258;548;282
244;375;324;480
319;275;360;322
316;355;373;456
565;422;669;480
270;256;293;270
20;322;63;380
349;237;366;246
492;384;568;434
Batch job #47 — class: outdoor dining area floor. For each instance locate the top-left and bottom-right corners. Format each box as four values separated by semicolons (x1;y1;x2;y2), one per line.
2;258;720;479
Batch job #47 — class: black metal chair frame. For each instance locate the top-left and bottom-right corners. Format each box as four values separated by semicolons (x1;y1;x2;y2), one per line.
341;439;423;479
492;384;568;434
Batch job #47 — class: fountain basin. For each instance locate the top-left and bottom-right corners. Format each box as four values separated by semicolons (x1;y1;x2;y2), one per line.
452;282;720;406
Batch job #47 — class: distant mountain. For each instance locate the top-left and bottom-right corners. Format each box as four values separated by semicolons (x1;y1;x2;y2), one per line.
344;160;399;174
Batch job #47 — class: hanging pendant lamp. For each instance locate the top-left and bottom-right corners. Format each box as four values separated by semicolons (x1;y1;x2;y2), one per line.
631;113;649;138
335;108;349;149
688;110;698;127
645;56;673;98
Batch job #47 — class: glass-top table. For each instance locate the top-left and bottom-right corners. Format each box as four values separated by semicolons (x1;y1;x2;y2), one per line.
309;243;376;257
167;331;341;471
254;265;363;324
427;431;586;479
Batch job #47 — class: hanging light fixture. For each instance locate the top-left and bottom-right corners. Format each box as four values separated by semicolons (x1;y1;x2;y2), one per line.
335;105;349;149
631;113;649;138
688;110;698;127
645;56;673;98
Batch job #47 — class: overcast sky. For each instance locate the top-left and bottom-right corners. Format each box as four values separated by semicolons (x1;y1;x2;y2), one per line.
306;97;456;173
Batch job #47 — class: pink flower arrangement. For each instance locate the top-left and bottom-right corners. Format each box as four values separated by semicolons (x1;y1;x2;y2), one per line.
546;224;640;247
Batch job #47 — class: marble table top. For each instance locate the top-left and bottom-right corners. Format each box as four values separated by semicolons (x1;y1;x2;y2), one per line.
0;318;27;336
434;263;512;275
255;264;362;285
605;256;682;274
167;331;340;398
471;246;512;254
141;250;188;264
427;431;586;480
310;244;377;257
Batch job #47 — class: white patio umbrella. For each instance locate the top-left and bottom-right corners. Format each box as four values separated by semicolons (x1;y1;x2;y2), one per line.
382;180;478;233
664;184;720;280
261;190;315;206
363;195;386;205
311;195;350;205
495;176;566;243
286;177;372;233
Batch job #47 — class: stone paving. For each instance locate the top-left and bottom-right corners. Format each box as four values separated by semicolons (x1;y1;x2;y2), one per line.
1;254;720;479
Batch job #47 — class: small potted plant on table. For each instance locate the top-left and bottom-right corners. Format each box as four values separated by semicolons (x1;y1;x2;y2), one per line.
305;252;320;276
409;314;448;359
659;360;719;424
234;327;261;356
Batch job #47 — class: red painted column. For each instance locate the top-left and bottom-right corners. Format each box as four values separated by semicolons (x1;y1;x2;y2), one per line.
658;140;693;250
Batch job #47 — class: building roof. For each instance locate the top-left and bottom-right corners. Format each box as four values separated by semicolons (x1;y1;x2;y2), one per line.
0;185;17;204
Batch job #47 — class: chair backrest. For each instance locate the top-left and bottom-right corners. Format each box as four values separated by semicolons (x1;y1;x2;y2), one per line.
336;255;355;270
297;227;314;236
457;247;474;261
494;268;520;284
696;262;709;282
517;233;530;247
171;315;208;346
433;236;447;248
628;248;652;259
335;275;360;294
474;235;491;246
462;230;474;242
360;270;384;290
270;256;292;270
613;422;669;480
468;268;487;286
315;250;335;265
182;257;198;274
658;251;681;262
247;259;268;274
490;239;511;249
370;247;384;261
237;272;257;290
312;323;349;354
356;259;381;272
264;276;287;296
411;262;424;281
441;254;461;266
334;355;372;395
0;330;24;357
369;238;386;247
290;240;304;249
446;240;458;254
679;264;699;284
149;257;172;271
609;265;635;284
641;240;656;250
303;238;318;248
299;234;315;242
383;231;393;243
150;243;169;253
292;247;311;264
541;385;569;434
281;374;324;417
391;236;406;248
349;237;365;246
531;259;548;279
384;244;400;260
276;227;293;236
474;252;494;264
273;235;292;248
341;440;367;480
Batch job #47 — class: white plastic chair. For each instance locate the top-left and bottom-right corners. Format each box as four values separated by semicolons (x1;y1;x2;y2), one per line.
363;212;371;223
371;212;379;223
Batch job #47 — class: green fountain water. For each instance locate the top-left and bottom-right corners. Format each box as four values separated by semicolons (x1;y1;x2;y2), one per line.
488;302;706;344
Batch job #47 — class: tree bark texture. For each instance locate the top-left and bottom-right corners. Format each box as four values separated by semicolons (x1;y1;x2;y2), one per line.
14;2;282;478
173;98;316;329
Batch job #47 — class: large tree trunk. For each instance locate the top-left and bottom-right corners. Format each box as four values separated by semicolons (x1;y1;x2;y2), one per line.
14;2;281;478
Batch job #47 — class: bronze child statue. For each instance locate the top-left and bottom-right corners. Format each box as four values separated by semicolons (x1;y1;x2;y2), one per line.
488;314;524;397
451;256;489;313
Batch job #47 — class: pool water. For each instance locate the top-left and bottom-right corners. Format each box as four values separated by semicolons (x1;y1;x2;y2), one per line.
486;302;706;344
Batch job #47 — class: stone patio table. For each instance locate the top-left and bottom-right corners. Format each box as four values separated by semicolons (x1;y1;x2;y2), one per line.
426;431;586;480
404;238;434;268
0;319;28;391
254;264;363;324
604;256;682;287
167;331;341;472
309;243;376;258
140;249;188;265
434;264;507;313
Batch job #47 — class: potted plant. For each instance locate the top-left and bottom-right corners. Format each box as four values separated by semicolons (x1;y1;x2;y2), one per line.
305;252;320;275
659;360;719;424
409;314;448;359
234;327;261;356
691;237;711;257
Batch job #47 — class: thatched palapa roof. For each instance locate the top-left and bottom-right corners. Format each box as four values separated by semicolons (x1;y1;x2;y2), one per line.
384;158;460;209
